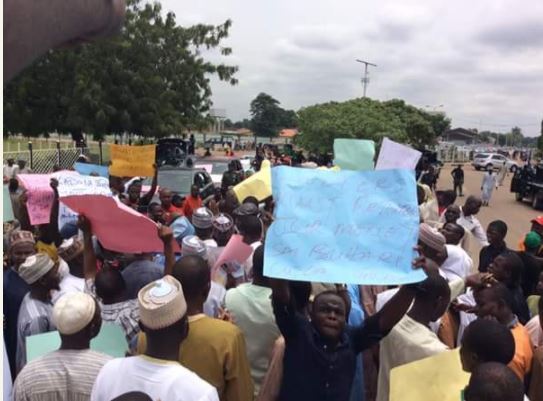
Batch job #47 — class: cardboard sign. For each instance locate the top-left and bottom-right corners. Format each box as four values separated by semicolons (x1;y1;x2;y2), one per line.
74;162;109;178
264;166;423;285
17;174;56;225
334;138;375;171
109;144;156;177
233;159;272;202
27;323;128;361
213;234;254;269
375;137;422;171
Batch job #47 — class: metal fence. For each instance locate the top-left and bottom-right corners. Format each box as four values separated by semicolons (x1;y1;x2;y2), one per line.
438;147;473;164
3;147;90;174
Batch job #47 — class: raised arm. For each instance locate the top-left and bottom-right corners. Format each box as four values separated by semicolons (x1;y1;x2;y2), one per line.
39;178;62;246
78;216;97;280
158;224;175;276
270;278;291;306
141;165;158;204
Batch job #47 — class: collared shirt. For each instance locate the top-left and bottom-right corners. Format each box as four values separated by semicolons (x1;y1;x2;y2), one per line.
441;244;473;281
13;349;111;401
272;298;384;401
3;268;30;375
478;242;508;272
458;208;488;247
16;294;55;372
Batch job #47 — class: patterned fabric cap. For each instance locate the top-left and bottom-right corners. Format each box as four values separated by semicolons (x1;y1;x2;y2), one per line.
138;275;187;330
57;237;84;262
191;207;214;229
419;223;446;253
212;213;234;233
18;253;55;285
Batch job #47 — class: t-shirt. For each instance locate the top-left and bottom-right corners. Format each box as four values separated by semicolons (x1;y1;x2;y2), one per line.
91;355;219;401
509;322;534;380
183;196;203;219
137;315;253;401
3;164;19;179
225;283;281;395
13;349;111;401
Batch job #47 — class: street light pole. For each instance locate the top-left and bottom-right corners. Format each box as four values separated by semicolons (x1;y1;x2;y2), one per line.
356;59;377;98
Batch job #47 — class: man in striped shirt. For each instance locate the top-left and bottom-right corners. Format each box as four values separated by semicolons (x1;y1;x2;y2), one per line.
13;292;111;401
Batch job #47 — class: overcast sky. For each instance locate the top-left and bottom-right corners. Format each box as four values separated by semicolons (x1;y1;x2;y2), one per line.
163;0;543;137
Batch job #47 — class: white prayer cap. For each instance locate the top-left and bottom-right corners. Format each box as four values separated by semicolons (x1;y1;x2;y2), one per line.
18;254;55;285
138;275;187;330
53;292;97;335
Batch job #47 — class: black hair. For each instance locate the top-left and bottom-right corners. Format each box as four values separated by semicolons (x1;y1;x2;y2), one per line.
488;220;508;237
465;362;524;401
95;268;126;302
442;190;457;208
238;215;263;239
171;255;210;301
462;319;515;365
415;274;451;303
252;245;264;279
128;180;142;190
243;196;259;207
480;282;514;311
498;251;524;286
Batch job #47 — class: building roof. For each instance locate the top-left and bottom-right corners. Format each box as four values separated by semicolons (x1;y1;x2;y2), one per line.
444;128;479;139
279;128;298;138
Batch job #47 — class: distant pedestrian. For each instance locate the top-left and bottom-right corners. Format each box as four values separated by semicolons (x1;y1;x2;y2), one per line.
451;164;464;197
497;163;508;186
481;168;498;206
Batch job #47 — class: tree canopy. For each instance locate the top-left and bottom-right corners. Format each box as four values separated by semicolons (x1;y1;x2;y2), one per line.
295;97;451;153
249;92;297;138
4;0;238;139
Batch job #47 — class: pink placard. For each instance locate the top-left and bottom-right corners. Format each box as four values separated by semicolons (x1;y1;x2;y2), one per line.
60;195;180;254
213;234;254;269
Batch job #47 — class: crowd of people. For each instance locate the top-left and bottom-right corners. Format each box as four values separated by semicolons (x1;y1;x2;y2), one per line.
2;152;543;401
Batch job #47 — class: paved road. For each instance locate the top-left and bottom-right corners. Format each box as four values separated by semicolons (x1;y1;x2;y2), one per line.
437;164;539;263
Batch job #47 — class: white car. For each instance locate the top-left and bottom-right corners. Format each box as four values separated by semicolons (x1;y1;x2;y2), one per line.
472;153;519;172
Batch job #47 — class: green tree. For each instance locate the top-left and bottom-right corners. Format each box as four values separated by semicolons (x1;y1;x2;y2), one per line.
250;93;282;138
4;0;238;139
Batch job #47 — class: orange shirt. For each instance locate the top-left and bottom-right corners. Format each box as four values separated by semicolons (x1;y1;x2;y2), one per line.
183;196;202;219
509;322;534;380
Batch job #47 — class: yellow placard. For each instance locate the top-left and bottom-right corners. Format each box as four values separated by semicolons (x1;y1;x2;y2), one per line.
109;144;156;177
233;159;272;202
390;348;470;401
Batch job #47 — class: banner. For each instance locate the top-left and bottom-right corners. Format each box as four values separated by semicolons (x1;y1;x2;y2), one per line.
264;166;423;285
27;324;128;361
17;174;56;225
334;138;375;171
390;349;469;401
56;174;111;198
376;137;422;171
74;162;109;178
109;144;156;177
3;186;14;222
233;159;272;202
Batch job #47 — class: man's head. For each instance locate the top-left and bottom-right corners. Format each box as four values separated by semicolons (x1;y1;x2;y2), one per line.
8;230;36;269
159;188;173;209
17;160;26;169
487;251;523;286
486;220;508;246
524;231;542;253
190;184;199;198
212;213;234;247
473;283;514;324
138;275;188;347
460;319;515;373
463;196;482;216
181;236;207;260
191;207;214;240
311;291;348;343
57;236;84;275
440;223;465;245
18;253;60;292
413;274;451;322
531;216;543;237
418;223;447;263
148;202;165;224
444;204;461;224
172;194;183;208
243;196;259;208
171;255;210;308
464;362;524;401
95;267;127;304
127;180;142;202
53;292;102;344
237;215;263;244
7;158;14;166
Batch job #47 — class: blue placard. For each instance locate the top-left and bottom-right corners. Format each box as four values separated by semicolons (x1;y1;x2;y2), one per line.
264;166;425;285
74;162;109;178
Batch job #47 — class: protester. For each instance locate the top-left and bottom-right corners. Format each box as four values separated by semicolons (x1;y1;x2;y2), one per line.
219;189;241;216
519;217;543;256
481;168;498;206
473;283;533;380
17;160;31;174
442;204;461;225
16;253;60;372
53;236;85;302
124;167;157;213
464;362;525;401
439;223;473;281
137;256;254;401
192;207;217;248
458;196;488;246
225;245;281;395
518;232;543;297
3;158;19;182
237;214;263;279
159;188;183;224
497;163;508;186
528;296;543;401
13;292;111;401
184;185;203;220
147;202;165;224
79;217;140;346
3;230;36;374
222;161;242;193
91;276;219;401
451;164;464;197
207;213;242;286
479;220;509;273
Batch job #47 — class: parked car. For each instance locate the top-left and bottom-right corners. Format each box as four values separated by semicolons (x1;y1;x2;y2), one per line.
511;164;543;209
143;166;215;204
472;153;519;172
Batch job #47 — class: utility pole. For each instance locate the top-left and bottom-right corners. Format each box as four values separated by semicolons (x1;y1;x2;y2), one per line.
356;59;377;98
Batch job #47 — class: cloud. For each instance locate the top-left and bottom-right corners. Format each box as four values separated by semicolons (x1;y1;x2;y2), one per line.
476;19;543;51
